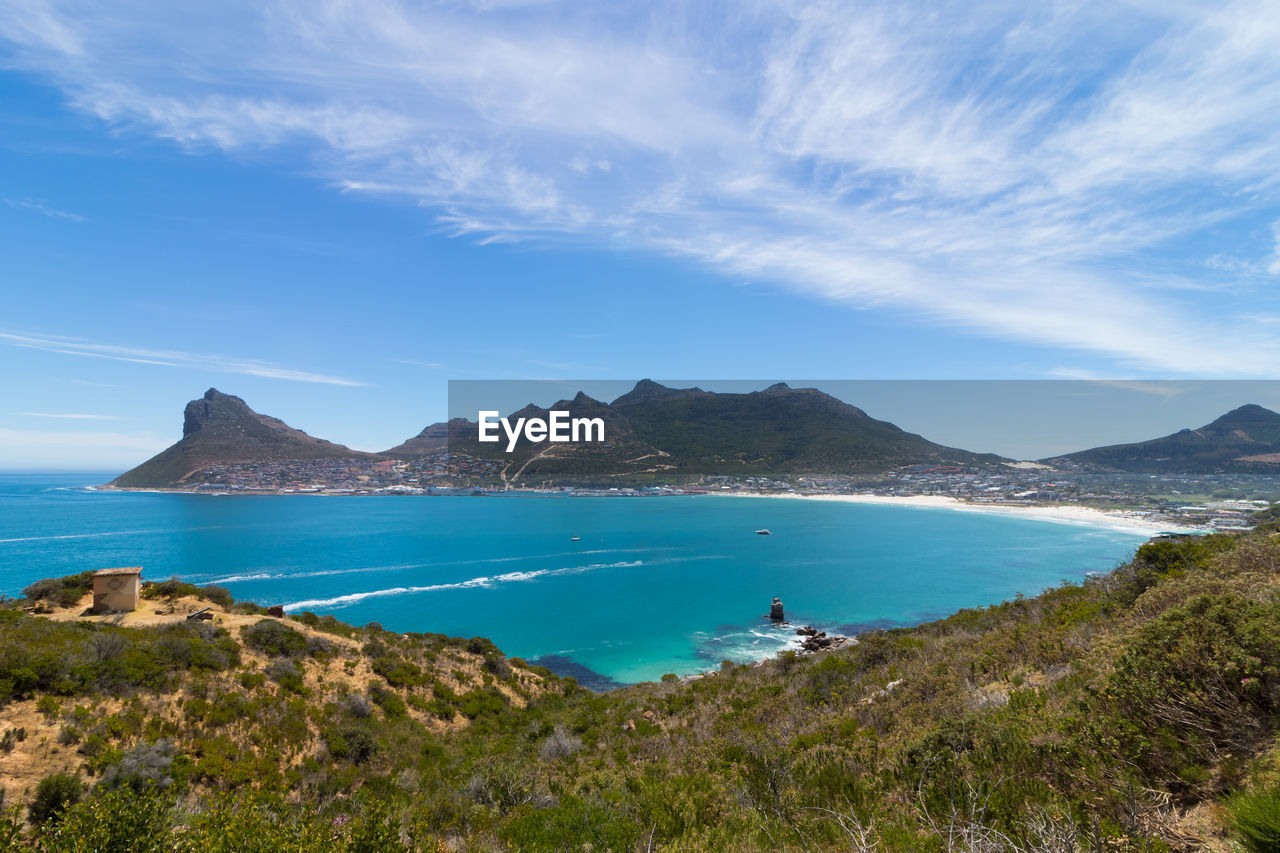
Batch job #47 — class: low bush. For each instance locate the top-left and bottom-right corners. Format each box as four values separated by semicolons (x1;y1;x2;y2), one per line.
21;572;95;609
99;740;176;793
243;620;308;658
145;577;202;600
36;786;172;853
327;724;377;764
1229;786;1280;853
265;658;306;693
201;585;234;608
29;773;82;825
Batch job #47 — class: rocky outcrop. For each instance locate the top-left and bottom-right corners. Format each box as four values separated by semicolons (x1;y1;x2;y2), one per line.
111;389;376;488
795;625;851;652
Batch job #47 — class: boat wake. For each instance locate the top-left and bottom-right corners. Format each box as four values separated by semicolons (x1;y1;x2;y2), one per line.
283;559;646;611
0;525;224;545
202;547;687;586
281;553;728;612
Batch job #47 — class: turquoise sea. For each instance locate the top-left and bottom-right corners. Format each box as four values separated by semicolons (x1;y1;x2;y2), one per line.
0;473;1150;686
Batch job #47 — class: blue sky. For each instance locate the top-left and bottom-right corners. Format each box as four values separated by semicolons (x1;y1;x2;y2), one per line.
2;1;1280;469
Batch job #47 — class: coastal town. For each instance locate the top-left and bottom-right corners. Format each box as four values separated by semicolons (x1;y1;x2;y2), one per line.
176;452;1279;531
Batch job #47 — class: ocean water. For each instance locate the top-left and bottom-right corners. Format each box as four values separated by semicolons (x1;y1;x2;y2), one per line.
0;473;1150;685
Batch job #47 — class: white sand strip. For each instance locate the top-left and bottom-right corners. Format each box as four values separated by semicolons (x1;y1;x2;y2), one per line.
712;492;1207;536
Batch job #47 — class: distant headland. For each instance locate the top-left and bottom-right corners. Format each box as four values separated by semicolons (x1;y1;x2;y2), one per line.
101;384;1280;531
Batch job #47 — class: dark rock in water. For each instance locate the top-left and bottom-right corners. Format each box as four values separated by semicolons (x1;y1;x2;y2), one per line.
530;653;628;692
769;597;784;621
796;626;852;653
267;605;285;617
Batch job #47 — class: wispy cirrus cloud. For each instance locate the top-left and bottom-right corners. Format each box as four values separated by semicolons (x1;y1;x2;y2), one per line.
4;1;1280;374
0;330;366;386
5;197;85;222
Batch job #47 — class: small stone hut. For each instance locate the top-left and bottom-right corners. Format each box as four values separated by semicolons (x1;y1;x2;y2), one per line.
93;567;142;613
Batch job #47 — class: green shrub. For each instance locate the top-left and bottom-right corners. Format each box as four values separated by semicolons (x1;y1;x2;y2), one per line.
1104;592;1280;780
98;740;176;793
22;572;95;608
243;620;308;658
29;773;83;825
145;576;202;600
239;671;267;690
37;786;172;853
371;655;423;688
458;688;506;719
368;684;406;718
502;795;639;852
1229;787;1280;853
466;636;499;656
201;585;234;608
327;724;377;764
265;658;306;693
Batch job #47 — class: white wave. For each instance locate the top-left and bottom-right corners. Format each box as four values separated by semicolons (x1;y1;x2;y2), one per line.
209;572;276;584
284;559;645;611
0;524;224;545
0;531;138;544
204;563;423;585
207;548;703;586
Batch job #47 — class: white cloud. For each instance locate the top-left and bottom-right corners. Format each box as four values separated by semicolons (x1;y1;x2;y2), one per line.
5;197;85;222
0;330;366;386
1269;222;1280;275
4;1;1280;374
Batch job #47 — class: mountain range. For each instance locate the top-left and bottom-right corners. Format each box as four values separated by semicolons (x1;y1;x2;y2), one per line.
1043;403;1280;473
108;385;1280;489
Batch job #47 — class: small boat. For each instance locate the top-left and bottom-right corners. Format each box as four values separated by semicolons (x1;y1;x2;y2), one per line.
756;529;772;535
571;536;581;542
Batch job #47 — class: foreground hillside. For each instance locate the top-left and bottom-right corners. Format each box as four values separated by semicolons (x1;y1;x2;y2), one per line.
4;531;1280;850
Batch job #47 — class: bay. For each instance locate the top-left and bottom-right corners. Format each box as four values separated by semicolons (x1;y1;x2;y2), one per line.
0;473;1148;685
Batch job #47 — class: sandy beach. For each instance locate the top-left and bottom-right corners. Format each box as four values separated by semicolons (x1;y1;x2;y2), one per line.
714;492;1207;536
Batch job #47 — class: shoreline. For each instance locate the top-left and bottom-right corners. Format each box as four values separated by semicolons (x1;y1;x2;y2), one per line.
94;483;1211;535
711;491;1207;536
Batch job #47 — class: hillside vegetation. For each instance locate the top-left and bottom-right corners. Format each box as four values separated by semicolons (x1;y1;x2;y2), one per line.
4;532;1280;850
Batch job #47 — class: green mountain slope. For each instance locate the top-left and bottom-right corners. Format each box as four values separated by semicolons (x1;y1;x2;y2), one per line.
613;380;1001;475
443;391;675;485
1047;403;1280;472
389;380;1004;484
